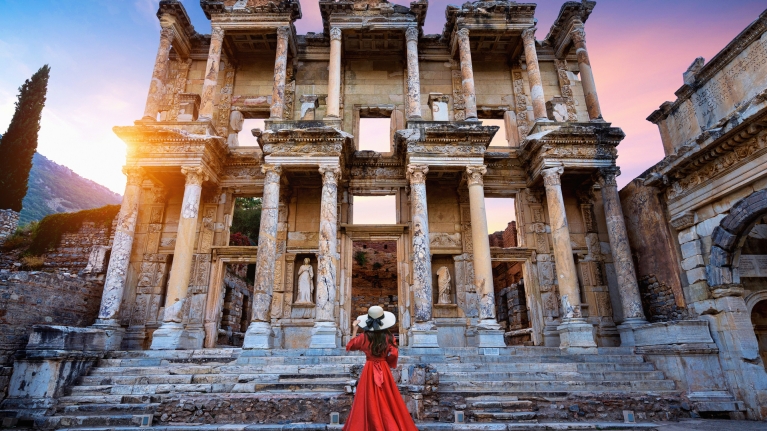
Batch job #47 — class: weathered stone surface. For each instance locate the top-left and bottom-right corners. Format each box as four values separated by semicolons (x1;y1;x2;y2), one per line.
0;209;19;245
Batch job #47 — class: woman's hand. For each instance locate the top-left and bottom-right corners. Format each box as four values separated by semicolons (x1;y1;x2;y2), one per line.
351;316;364;337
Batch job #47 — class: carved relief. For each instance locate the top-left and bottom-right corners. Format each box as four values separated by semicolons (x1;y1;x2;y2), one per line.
451;69;465;121
554;60;578;122
512;68;530;140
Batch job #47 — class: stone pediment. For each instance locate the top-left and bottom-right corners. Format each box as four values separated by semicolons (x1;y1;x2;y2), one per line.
395;122;499;158
201;0;302;20
319;0;427;37
442;1;536;41
256;125;354;159
519;122;622;181
543;1;596;57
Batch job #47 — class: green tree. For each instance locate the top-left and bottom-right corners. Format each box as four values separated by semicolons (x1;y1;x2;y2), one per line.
230;197;262;245
0;65;51;212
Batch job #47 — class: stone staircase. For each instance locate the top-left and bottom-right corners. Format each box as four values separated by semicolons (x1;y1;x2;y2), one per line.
32;346;686;429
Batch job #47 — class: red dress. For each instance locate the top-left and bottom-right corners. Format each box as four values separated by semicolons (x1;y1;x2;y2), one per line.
343;334;418;431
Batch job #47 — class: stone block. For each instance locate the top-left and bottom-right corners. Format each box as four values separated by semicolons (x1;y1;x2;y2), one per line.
709;246;731;267
706;265;733;287
686;267;708;284
632;320;714;346
684;281;710;304
26;325;106;352
712;186;754;214
680;240;702;260
557;320;597;351
681;255;705;271
678;226;699;244
711;226;736;250
696;214;727;237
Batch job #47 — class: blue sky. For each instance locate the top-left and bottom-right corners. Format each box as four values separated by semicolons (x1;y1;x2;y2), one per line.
0;0;765;199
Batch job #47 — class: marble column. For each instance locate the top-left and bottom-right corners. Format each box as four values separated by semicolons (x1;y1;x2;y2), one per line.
466;166;505;347
142;24;175;121
571;27;602;120
150;166;209;349
243;164;282;349
311;165;341;348
198;26;225;122
521;27;548;122
541;166;596;351
597;168;647;345
407;164;438;347
456;28;477;121
91;167;144;349
405;26;422;119
326;27;342;119
270;26;290;120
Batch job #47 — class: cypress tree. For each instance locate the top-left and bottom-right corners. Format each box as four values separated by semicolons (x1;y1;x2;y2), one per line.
0;65;51;212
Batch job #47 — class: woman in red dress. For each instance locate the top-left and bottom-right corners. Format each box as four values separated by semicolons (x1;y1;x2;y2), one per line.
343;306;418;431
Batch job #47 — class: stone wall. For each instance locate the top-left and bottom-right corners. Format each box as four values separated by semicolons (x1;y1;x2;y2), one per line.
0;271;103;397
0;210;19;245
218;266;253;346
42;220;116;272
639;275;689;322
488;221;517;248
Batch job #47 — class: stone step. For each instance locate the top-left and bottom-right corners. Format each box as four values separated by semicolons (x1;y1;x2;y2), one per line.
53;421;661;431
472;411;537;421
38;414;143;429
437;362;657;372
89;363;358;377
438;379;677;392
465;400;534;410
68;380;353;397
57;403;160;415
440;370;666;382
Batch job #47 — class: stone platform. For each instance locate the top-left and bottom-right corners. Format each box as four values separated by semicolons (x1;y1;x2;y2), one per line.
0;346;713;430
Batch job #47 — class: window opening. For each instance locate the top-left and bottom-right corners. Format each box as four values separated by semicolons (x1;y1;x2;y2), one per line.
352;195;396;225
358;118;391;152
238;119;265;147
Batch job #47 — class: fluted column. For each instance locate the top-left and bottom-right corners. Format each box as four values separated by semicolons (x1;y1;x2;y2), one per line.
571;27;602;120
92;167;144;349
150;166;209;350
456;28;477;120
521;27;548;122
542;166;596;350
311;165;341;348
466;166;505;347
407;164;438;347
198;26;225;122
142;24;176;120
405;26;422;119
243;164;282;349
270;26;290;119
326;27;342;118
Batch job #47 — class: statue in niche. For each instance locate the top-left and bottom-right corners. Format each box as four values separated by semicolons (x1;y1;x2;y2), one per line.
295;258;314;305
437;266;452;304
227;110;244;147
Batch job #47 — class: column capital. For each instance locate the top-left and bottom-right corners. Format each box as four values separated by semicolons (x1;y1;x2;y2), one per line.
407;164;429;184
123;166;145;186
319;164;341;185
405;26;419;42
261;164;283;180
456;27;470;41
159;25;176;41
276;25;290;40
570;27;586;45
595;167;620;187
211;26;225;40
330;27;342;41
180;166;208;186
541;166;564;187
521;27;536;45
465;165;487;186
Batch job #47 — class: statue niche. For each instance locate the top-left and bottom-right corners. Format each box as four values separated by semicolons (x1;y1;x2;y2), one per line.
437;266;452;304
295;257;315;305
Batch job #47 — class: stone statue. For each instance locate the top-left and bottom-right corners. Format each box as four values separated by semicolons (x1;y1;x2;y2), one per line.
295;258;314;304
227;110;244;147
437;266;451;304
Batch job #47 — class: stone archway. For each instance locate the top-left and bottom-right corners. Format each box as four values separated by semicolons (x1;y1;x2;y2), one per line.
708;189;767;293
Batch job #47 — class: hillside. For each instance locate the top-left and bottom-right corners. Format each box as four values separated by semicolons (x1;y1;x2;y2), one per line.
18;153;122;225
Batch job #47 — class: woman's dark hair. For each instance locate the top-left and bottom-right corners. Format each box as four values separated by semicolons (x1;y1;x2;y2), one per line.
364;329;394;357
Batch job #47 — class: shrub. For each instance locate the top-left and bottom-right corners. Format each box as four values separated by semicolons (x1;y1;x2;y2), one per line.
26;204;120;255
21;255;44;269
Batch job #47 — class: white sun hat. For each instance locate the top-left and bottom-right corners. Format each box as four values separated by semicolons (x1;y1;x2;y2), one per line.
356;305;396;331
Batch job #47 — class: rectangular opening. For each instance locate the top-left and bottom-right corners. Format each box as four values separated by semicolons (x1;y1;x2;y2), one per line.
238;119;265;147
353;195;396;225
218;262;255;347
491;261;530;344
351;240;399;338
483;119;507;147
358;118;391;152
229;197;261;246
485;197;517;239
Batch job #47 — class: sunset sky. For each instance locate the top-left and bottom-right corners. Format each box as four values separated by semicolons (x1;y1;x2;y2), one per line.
0;0;765;230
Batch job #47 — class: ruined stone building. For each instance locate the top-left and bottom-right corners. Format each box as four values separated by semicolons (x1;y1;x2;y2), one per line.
2;0;767;427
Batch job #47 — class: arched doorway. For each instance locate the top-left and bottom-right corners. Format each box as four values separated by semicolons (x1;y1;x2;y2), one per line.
751;299;767;370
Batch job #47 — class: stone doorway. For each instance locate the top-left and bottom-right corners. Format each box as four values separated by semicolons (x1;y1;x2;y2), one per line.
752;299;767;370
350;240;400;338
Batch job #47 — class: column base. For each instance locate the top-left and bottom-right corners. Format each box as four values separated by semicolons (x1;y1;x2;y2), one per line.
617;318;649;347
409;322;439;348
149;322;201;350
476;319;506;348
243;321;273;349
90;319;125;351
122;326;147;350
557;319;597;353
309;322;339;349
